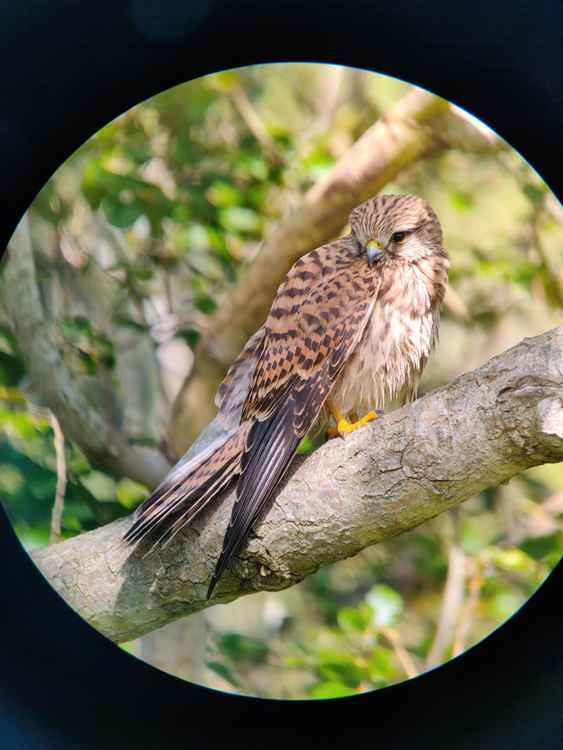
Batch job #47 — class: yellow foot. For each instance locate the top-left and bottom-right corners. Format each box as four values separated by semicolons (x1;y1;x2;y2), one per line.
327;410;379;439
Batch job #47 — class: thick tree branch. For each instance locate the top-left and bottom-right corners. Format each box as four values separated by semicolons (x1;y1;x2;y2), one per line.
168;89;504;456
32;327;563;643
3;216;170;489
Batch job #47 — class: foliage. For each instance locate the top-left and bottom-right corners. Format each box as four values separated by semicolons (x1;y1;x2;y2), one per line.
0;63;561;699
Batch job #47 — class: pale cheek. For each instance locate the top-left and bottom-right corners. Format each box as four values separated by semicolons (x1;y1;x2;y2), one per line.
395;238;426;259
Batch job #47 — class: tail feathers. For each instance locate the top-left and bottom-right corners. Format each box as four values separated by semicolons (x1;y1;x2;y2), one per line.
123;425;249;552
151;454;240;552
206;401;301;599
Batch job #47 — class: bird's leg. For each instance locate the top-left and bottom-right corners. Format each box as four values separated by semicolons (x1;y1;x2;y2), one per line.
326;397;379;439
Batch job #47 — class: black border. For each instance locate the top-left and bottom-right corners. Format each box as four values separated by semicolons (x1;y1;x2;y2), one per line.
1;1;562;747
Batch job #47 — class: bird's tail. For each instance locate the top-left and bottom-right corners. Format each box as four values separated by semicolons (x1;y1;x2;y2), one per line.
123;424;250;554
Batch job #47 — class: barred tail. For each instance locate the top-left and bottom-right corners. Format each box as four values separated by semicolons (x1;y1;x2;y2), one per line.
123;424;249;554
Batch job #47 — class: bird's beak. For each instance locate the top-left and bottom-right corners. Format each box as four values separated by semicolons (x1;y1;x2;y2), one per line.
366;239;384;266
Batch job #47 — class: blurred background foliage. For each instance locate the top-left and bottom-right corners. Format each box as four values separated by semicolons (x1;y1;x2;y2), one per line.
0;63;562;699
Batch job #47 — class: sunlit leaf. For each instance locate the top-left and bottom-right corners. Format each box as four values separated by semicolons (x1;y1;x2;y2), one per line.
314;649;365;687
367;646;397;682
449;190;474;212
337;603;372;633
206;181;243;208
115;478;149;509
309;681;357;699
219;206;262;234
366;585;403;627
297;435;314;454
0;464;24;494
80;471;116;502
488;547;536;574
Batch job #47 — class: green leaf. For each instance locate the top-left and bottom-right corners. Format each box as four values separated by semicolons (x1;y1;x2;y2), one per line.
194;294;217;315
488;547;535;574
176;328;201;350
366;584;403;627
219;206;262;234
79;471;116;502
115;478;149;509
314;649;365;688
449;190;474;212
520;532;562;561
206;181;243;208
297;435;314;454
206;660;241;688
522;183;545;206
0;352;25;386
207;70;240;92
488;590;525;620
101;194;144;228
337;603;372;633
0;409;43;440
0;464;25;494
367;647;398;682
309;681;357;699
216;633;268;664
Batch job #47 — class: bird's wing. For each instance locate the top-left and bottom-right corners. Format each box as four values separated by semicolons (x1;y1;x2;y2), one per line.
208;241;380;595
215;326;266;426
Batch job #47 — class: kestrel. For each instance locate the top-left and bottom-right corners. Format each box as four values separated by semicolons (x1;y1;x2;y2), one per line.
124;194;450;598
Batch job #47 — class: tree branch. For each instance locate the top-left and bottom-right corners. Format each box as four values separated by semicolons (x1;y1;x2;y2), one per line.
3;216;170;489
32;327;563;643
167;88;504;456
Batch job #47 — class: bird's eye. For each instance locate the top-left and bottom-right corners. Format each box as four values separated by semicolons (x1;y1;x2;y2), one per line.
391;231;408;243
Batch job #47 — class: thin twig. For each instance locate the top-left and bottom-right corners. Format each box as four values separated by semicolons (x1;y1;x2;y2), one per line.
425;542;467;668
452;559;483;657
25;401;68;542
297;65;346;146
379;625;419;679
230;85;278;159
48;411;67;544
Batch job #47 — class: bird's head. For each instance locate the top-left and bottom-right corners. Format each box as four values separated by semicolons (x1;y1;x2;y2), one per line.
350;194;447;266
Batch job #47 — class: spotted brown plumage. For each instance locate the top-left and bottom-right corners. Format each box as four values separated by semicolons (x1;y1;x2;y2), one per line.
123;194;449;598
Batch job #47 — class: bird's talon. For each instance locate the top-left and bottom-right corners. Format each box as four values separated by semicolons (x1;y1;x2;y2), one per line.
355;410;378;428
327;410;379;439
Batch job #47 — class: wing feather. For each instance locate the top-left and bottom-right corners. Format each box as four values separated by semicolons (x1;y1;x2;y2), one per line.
207;239;380;596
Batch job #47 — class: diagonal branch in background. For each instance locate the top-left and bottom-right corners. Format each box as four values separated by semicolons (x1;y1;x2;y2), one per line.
3;216;171;490
32;327;563;643
168;89;505;456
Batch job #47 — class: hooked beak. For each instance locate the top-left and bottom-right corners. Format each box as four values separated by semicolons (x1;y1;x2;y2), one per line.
366;239;384;266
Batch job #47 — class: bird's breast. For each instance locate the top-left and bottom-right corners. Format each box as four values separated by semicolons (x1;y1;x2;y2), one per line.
331;276;439;415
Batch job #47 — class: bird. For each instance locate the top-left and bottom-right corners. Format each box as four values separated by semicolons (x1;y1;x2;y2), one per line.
123;193;450;598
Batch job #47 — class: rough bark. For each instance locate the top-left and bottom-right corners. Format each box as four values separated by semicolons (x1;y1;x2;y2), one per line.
3;216;170;489
32;327;563;643
167;90;504;456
